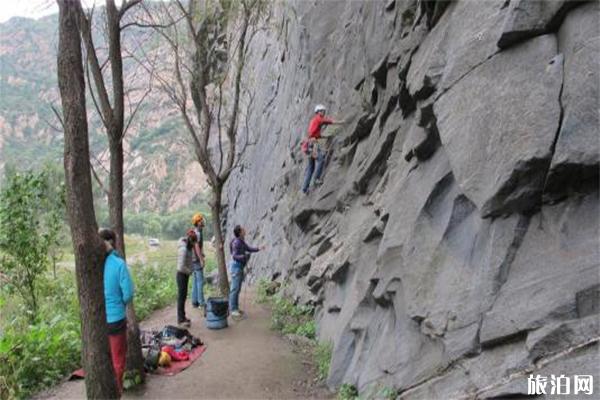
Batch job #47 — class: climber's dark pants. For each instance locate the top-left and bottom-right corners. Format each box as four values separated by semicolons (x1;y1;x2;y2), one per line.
302;148;325;193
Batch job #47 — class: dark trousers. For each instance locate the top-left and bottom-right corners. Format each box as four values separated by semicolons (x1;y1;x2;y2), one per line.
301;148;325;193
176;271;190;322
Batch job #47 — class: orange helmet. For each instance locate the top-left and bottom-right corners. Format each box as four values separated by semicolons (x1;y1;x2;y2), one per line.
191;213;204;226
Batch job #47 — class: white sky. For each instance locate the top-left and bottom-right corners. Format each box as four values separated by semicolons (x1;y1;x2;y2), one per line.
0;1;125;23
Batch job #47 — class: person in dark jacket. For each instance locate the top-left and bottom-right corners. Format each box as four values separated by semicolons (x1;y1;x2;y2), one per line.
229;225;264;318
176;229;197;327
99;228;134;394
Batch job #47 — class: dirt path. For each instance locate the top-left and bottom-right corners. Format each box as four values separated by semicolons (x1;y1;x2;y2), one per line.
39;290;332;400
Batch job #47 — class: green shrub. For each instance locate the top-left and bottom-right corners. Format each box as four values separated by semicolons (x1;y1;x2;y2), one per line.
0;272;80;400
338;383;359;400
203;252;217;275
130;262;178;320
360;384;397;400
0;258;184;399
296;320;316;339
270;295;314;338
255;278;271;304
0;313;81;400
0;168;63;321
376;386;397;399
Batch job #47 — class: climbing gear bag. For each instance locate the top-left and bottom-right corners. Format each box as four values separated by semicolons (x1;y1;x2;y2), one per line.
301;138;310;155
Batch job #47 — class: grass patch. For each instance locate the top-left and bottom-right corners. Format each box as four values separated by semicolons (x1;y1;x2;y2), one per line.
256;280;331;382
314;341;333;381
358;384;397;400
255;278;271;304
338;383;359;400
375;386;397;399
271;295;315;339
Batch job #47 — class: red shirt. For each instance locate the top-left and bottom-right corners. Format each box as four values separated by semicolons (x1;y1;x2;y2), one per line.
308;114;333;139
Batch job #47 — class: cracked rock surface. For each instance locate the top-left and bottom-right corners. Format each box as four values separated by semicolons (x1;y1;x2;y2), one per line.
223;0;600;396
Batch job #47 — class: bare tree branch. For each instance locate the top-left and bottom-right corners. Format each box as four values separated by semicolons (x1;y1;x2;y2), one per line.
84;57;108;128
219;1;251;183
79;6;113;125
121;16;184;31
90;162;109;197
217;81;224;175
118;0;143;19
146;0;269;295
49;103;65;131
121;84;152;142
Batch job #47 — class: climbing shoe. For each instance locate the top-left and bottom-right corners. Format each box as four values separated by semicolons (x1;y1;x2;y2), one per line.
314;179;323;187
231;310;243;320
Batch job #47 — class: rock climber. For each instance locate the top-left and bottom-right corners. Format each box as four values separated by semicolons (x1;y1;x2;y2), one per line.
191;213;206;313
99;228;135;394
301;104;345;194
229;225;264;319
176;229;198;327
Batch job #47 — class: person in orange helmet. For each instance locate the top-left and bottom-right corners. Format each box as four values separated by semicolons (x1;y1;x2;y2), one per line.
191;213;206;313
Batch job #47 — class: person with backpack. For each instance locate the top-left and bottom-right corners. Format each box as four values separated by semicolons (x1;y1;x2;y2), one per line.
229;225;264;319
191;213;206;313
176;229;198;327
301;104;345;194
99;228;134;394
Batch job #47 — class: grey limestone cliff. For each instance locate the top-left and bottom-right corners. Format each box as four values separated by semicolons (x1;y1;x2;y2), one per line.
224;1;599;397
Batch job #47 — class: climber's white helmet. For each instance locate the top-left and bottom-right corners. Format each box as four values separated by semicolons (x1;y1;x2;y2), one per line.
314;104;326;113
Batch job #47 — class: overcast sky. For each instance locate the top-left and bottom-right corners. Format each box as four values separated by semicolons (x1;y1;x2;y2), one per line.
0;1;125;23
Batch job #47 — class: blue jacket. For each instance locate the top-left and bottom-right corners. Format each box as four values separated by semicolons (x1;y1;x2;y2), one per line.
103;250;135;323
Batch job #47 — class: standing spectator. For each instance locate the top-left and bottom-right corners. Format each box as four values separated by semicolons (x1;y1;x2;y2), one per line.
176;229;197;327
191;213;206;313
229;225;264;319
99;228;134;394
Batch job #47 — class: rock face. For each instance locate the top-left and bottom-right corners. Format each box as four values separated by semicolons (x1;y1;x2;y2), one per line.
224;0;600;397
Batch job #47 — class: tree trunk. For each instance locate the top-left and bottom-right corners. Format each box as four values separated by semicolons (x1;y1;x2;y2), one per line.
108;138;125;256
57;2;119;398
108;137;145;378
124;304;143;375
211;185;230;296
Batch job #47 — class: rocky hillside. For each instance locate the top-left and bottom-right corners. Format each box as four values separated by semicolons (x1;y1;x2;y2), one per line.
225;0;599;397
0;14;206;212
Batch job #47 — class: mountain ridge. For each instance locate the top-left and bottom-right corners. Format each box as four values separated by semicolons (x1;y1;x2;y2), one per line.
0;10;207;213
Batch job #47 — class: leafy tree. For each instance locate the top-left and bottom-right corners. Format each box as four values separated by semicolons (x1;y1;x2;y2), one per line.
0;169;63;322
143;218;162;237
